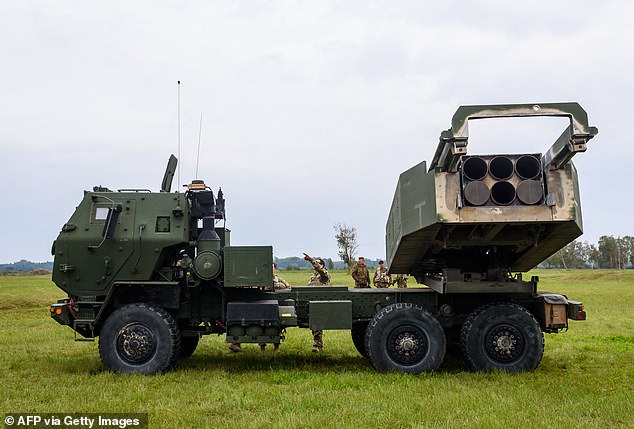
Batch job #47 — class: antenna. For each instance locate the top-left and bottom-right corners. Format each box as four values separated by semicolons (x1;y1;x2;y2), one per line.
196;113;203;179
177;80;181;191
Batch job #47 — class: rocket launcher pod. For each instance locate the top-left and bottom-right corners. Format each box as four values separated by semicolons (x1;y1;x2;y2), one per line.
386;102;598;277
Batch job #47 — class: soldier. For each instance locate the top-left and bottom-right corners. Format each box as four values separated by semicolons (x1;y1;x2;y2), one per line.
394;273;408;288
265;262;290;291
373;260;391;288
303;252;331;352
351;256;371;288
260;262;289;351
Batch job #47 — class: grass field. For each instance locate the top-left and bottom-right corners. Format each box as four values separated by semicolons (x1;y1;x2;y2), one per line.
0;270;632;428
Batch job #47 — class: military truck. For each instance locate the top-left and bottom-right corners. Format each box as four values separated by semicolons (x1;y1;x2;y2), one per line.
50;102;595;374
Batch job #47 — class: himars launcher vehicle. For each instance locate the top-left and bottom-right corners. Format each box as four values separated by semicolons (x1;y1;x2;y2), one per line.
50;102;595;374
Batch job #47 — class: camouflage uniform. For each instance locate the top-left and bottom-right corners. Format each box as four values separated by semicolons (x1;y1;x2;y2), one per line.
264;274;290;292
308;260;331;351
274;274;290;290
351;262;371;288
394;274;408;288
373;266;391;288
308;261;331;286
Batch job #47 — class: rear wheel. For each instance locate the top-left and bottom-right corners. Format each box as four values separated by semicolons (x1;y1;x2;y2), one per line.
365;303;445;374
461;302;544;372
98;303;181;374
351;322;369;357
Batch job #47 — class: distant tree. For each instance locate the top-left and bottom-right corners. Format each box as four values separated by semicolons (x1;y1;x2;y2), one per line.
587;243;600;268
545;240;593;269
274;256;313;270
565;240;592;269
334;223;358;274
616;236;633;269
596;235;632;269
598;236;617;268
622;236;634;267
541;237;630;269
325;258;334;270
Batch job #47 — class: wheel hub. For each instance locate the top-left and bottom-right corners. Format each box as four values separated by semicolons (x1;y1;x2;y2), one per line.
395;333;418;353
485;324;524;363
387;325;428;365
493;331;516;354
117;323;156;364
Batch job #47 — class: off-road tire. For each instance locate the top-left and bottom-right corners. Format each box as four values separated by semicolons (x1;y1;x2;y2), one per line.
460;302;544;372
98;303;181;374
178;335;200;359
351;321;369;357
365;303;446;374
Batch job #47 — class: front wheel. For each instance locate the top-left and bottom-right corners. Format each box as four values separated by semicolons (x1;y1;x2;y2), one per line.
98;303;181;374
365;303;446;374
460;302;544;372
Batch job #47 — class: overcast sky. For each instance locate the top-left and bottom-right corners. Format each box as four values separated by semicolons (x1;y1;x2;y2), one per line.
1;1;631;264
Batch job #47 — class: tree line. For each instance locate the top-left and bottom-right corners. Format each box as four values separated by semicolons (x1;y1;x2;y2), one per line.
273;256;385;271
4;235;633;274
541;235;634;269
0;260;53;273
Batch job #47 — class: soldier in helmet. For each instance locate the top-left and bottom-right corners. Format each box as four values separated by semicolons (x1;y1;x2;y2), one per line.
394;273;408;288
303;252;331;352
351;256;371;288
373;260;391;288
266;262;290;291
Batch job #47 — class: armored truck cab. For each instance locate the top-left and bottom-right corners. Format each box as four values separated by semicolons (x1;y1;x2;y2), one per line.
50;103;593;375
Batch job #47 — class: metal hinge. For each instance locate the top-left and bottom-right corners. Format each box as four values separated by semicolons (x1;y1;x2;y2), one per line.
59;264;75;273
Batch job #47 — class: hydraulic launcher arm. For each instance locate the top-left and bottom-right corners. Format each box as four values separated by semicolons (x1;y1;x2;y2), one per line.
429;102;598;173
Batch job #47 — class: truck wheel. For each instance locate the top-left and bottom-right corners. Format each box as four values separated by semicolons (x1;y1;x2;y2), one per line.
460;302;544;372
178;335;200;359
365;303;446;373
351;322;369;357
98;303;181;374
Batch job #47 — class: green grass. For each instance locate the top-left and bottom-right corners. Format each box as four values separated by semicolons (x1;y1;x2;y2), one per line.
1;271;632;428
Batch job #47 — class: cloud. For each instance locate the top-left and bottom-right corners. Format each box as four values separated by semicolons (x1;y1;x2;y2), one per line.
0;1;631;263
